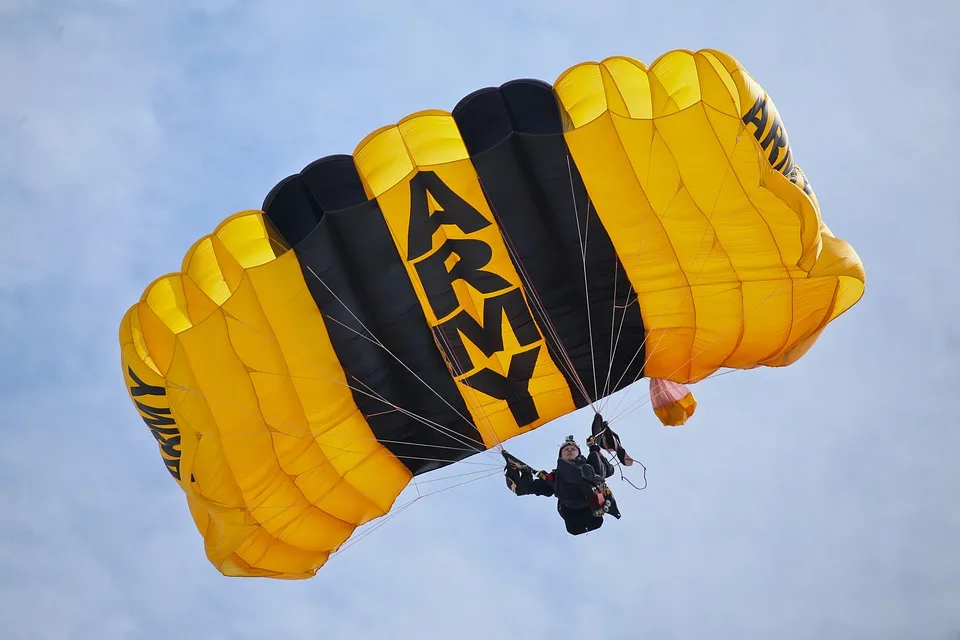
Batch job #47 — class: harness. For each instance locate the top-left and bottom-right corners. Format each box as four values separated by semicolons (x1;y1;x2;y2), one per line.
585;480;614;518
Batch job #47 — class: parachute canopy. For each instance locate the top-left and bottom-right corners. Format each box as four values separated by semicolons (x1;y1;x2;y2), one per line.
119;48;864;579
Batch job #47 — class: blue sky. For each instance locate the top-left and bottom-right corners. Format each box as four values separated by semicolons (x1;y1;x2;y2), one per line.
2;1;957;638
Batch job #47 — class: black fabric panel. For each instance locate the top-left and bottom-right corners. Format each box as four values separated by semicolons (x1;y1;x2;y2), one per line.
303;159;485;471
261;175;320;247
452;80;647;404
262;169;483;476
299;155;366;210
452;85;588;407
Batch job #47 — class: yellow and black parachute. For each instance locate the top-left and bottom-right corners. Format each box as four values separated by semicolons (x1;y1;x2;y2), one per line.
118;49;864;578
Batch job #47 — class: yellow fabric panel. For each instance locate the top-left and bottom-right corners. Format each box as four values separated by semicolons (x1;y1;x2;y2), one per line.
118;211;411;579
555;49;865;382
811;229;866;322
705;49;824;269
352;112;577;447
230;230;409;519
119;310;187;484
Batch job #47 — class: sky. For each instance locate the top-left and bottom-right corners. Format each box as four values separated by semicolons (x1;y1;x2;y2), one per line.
1;0;958;638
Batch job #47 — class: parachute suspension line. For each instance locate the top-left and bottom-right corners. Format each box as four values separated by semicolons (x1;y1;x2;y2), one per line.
413;472;422;499
348;372;493;455
598;335;647;415
432;322;504;452
337;468;503;557
600;253;619;406
365;408;400;417
469;174;592;406
304;265;489;447
331;500;419;556
567;155;600;405
410;467;503;484
593;224;641;416
487;217;594;408
216;305;494;456
312;202;506;459
330;467;503;558
317;313;491;452
599;252;638;414
473;176;597;411
602;288;638;414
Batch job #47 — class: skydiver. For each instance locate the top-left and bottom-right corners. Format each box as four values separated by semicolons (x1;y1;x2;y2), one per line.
503;413;633;536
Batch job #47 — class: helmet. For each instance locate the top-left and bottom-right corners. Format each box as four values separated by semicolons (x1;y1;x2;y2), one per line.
558;435;580;457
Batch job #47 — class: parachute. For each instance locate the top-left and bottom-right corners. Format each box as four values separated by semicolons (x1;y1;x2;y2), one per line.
118;48;864;579
649;379;697;426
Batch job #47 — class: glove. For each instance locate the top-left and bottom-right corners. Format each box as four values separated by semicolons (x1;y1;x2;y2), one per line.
504;465;530;494
580;463;599;485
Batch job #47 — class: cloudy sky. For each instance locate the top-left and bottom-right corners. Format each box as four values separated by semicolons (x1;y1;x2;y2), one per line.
2;0;957;638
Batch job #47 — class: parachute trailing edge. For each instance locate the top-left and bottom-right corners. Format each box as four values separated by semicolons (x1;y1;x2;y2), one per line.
118;48;865;579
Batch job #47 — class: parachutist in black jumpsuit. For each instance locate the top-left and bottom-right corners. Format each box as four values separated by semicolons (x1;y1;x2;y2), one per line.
504;414;626;535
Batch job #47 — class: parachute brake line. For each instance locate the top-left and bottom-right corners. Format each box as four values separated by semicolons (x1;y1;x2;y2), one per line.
618;459;647;491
